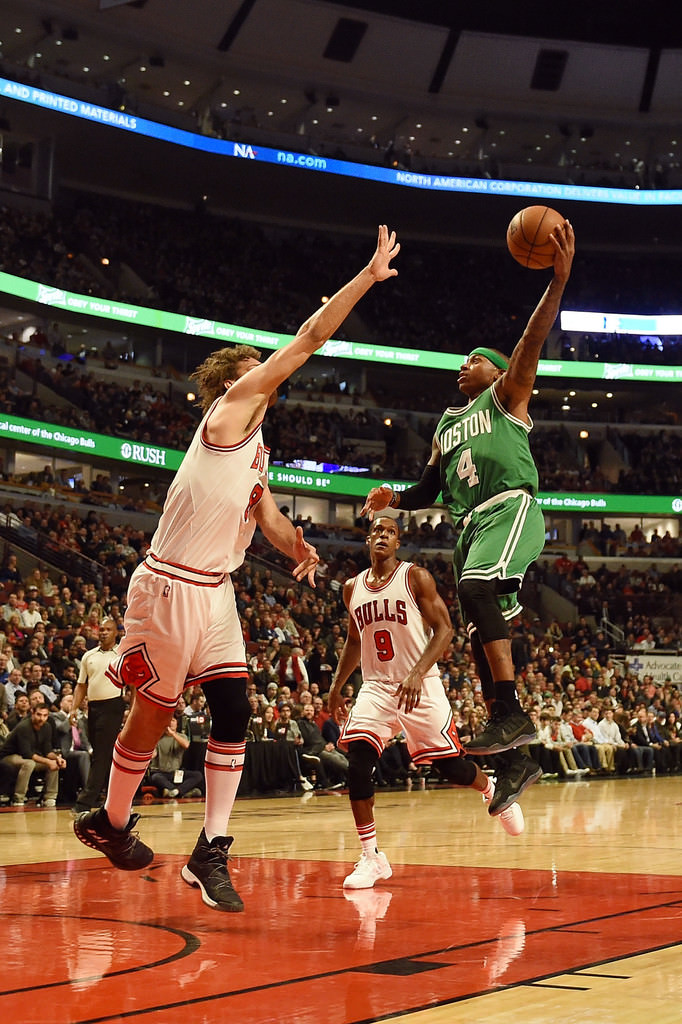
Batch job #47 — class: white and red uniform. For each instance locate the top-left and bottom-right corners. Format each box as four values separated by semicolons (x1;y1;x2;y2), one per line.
339;561;462;763
107;400;268;708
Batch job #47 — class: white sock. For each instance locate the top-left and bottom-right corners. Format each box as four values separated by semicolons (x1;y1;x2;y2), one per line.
105;739;154;830
203;738;245;842
357;821;378;855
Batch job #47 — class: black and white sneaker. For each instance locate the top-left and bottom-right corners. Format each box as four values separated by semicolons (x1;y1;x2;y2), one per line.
466;710;536;755
488;749;542;815
73;807;154;870
181;830;244;912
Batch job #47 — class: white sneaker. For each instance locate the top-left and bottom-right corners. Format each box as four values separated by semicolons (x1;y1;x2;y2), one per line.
343;851;393;889
483;780;525;836
299;777;314;792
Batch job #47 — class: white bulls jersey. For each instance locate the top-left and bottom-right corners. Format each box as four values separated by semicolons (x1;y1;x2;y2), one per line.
348;561;438;683
149;399;269;574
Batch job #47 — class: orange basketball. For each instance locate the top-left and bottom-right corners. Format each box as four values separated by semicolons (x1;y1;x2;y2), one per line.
506;205;565;269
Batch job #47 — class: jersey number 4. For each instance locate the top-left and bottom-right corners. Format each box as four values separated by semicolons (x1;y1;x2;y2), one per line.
456;447;479;488
373;629;395;662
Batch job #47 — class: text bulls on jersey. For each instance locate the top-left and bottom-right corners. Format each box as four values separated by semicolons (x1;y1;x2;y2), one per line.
354;598;408;632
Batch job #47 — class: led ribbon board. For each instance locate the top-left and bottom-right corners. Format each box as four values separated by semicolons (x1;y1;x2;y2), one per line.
1;413;680;514
2;270;682;381
3;75;682;206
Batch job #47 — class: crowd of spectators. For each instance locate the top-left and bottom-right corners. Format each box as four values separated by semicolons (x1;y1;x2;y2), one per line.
2;190;682;368
7;331;682;493
616;430;682;495
1;492;681;805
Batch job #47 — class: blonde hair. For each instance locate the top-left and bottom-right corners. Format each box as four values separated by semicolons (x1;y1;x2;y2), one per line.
190;345;262;413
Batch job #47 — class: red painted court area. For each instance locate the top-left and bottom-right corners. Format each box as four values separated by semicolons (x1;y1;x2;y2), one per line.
2;858;681;1024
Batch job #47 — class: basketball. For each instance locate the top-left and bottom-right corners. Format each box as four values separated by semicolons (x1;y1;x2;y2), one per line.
506;205;565;269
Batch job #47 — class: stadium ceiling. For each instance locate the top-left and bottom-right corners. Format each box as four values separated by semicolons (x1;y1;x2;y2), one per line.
0;0;680;186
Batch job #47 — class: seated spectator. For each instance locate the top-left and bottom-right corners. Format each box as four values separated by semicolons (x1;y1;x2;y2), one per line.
297;702;348;788
149;715;204;799
0;703;66;806
6;691;30;730
50;691;92;798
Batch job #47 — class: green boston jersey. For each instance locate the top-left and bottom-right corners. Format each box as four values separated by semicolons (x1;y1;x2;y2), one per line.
437;383;539;522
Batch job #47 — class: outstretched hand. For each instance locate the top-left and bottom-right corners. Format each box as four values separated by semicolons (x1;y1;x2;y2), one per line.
368;224;400;282
291;525;319;587
360;484;393;520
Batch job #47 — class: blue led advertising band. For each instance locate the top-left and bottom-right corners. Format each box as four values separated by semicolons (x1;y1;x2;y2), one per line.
3;76;682;206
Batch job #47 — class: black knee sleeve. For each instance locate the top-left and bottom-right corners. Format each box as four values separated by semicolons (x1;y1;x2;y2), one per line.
434;755;477;786
347;740;380;801
458;578;509;645
203;676;251;743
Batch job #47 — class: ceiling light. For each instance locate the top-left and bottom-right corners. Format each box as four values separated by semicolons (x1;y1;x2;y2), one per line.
371;115;378;121
163;90;170;97
183;79;190;86
233;89;240;96
103;54;110;61
139;65;147;72
82;66;90;72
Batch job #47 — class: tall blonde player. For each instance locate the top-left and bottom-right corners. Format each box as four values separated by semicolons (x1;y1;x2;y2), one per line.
75;226;400;911
329;517;523;892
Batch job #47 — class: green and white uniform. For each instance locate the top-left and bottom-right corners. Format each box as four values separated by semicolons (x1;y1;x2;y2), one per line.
436;382;545;620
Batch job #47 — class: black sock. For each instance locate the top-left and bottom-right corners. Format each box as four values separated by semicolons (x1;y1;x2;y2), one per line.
492;681;523;716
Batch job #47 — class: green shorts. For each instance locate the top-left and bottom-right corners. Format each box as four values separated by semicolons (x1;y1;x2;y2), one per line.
453;491;545;620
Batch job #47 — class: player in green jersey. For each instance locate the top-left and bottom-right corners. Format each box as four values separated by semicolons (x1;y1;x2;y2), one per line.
362;218;575;815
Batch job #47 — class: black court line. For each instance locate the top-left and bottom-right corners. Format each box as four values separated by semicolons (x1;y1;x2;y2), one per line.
527;982;591;990
571;971;630;978
0;914;199;995
31;898;682;1024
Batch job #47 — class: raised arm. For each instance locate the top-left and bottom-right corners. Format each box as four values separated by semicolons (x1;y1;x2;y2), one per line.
496;220;575;421
214;226;399;431
252;486;319;587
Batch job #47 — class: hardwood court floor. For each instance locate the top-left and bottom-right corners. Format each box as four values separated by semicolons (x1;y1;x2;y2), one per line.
1;775;681;1024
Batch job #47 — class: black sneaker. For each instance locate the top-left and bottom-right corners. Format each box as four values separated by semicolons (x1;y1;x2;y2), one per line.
488;749;542;816
73;807;154;870
181;830;244;912
466;710;536;755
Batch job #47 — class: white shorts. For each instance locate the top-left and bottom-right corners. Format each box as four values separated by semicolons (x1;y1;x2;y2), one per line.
339;675;463;764
106;558;247;709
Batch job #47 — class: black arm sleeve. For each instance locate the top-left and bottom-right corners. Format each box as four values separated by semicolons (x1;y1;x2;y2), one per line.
395;463;441;511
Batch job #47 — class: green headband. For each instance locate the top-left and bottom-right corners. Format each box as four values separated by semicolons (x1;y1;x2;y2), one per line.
468;347;509;370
